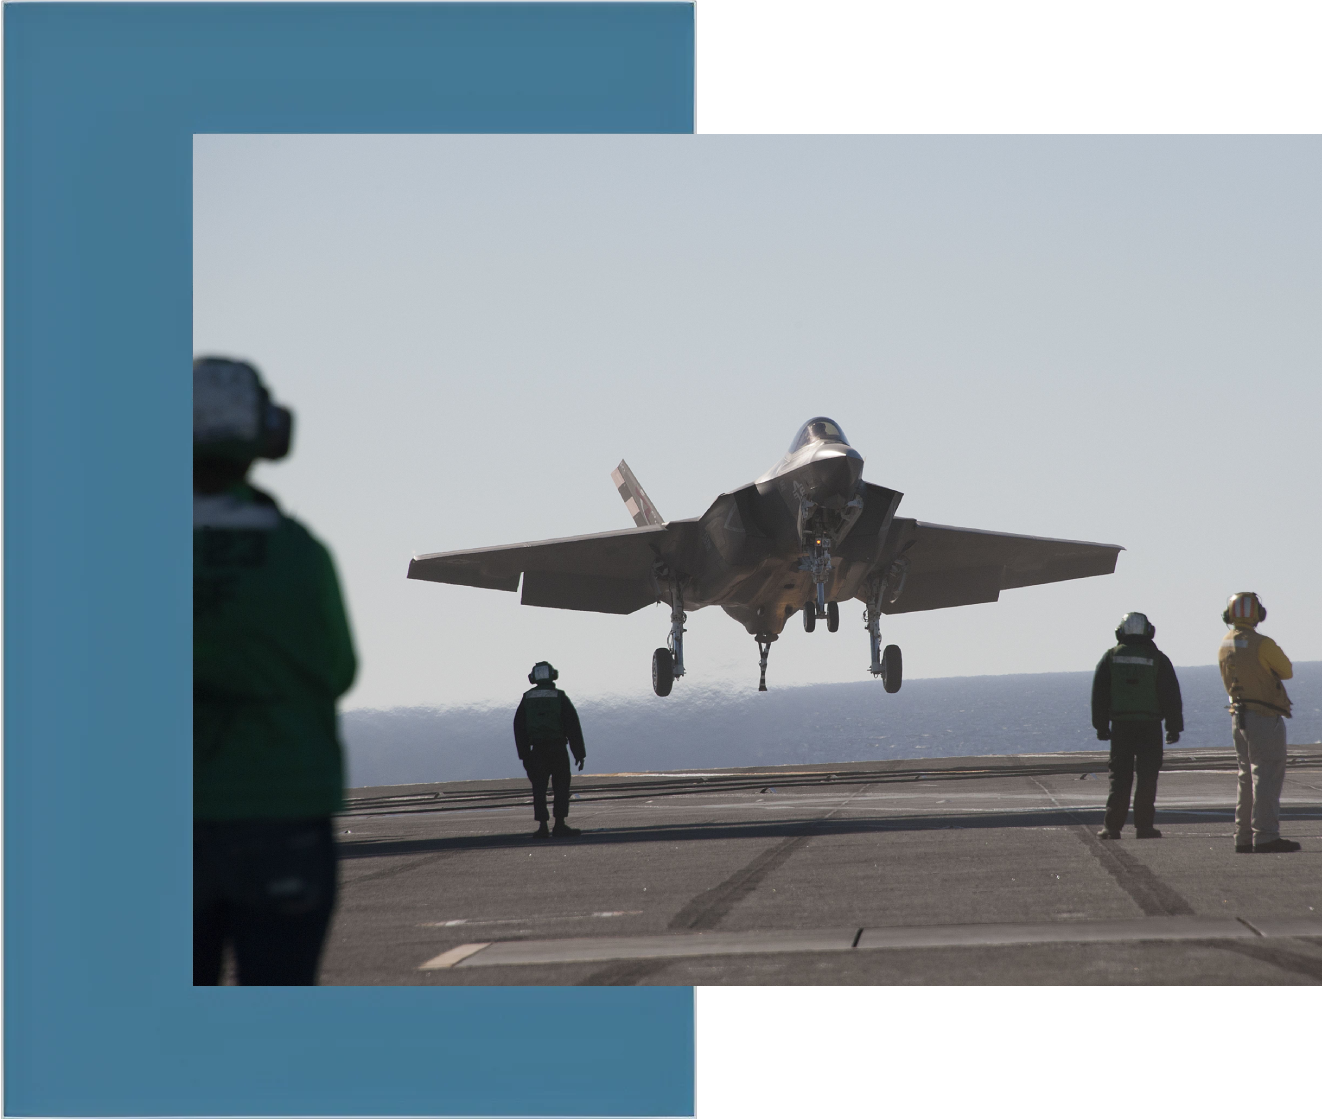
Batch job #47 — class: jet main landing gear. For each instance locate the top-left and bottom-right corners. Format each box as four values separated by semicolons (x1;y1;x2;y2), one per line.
881;643;902;693
864;609;903;692
864;558;908;692
652;578;687;697
652;647;674;696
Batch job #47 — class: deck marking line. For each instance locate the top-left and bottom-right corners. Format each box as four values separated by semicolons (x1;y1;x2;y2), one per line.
857;916;1249;950
455;928;858;967
440;916;1322;968
419;942;491;970
1245;917;1322;938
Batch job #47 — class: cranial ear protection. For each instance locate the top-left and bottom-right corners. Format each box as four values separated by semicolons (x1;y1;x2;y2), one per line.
194;356;294;461
1223;592;1265;626
1115;612;1156;641
529;661;559;685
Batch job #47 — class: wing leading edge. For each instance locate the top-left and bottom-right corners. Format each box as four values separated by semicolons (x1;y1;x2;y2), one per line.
408;524;686;615
881;520;1123;614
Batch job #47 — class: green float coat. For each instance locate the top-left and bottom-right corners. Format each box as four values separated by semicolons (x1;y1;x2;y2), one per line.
522;687;567;742
1109;644;1161;722
194;485;357;819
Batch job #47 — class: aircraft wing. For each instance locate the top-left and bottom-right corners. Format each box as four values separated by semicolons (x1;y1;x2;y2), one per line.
408;524;695;615
881;520;1122;614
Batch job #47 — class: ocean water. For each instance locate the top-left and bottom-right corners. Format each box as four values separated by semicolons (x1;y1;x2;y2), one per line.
342;662;1322;789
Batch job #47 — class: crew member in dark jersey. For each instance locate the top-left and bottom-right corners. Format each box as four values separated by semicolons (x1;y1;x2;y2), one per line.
1091;612;1183;840
513;662;586;839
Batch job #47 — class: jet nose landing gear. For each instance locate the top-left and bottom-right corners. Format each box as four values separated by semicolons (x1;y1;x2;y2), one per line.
803;600;840;633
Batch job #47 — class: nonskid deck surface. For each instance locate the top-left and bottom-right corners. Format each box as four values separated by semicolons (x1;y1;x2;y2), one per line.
322;747;1322;985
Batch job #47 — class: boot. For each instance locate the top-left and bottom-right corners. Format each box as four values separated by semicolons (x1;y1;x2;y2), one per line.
1097;829;1121;840
1253;838;1301;853
1135;828;1162;839
531;823;550;840
552;818;581;839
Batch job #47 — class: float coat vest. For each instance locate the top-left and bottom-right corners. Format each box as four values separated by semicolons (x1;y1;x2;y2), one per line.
1218;628;1292;717
1109;643;1161;722
522;686;567;742
194;484;357;819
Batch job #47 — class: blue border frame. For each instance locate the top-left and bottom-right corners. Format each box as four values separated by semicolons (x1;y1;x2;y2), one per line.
4;5;694;1115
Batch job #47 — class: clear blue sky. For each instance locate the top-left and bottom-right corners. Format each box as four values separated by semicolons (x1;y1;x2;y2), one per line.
194;136;1321;710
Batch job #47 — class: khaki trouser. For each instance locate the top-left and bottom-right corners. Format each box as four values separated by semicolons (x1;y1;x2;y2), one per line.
1232;710;1287;847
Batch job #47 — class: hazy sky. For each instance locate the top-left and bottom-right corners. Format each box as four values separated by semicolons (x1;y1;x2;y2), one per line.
194;136;1320;711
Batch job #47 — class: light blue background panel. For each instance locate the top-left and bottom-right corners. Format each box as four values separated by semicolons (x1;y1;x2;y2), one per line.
4;5;695;1115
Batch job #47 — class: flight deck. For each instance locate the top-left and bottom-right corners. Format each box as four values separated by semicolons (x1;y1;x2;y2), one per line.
321;746;1322;985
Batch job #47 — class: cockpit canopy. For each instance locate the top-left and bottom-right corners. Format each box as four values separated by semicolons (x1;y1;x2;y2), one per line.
789;417;849;454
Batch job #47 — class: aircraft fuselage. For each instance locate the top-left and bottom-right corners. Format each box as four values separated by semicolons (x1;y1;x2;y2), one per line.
654;421;885;639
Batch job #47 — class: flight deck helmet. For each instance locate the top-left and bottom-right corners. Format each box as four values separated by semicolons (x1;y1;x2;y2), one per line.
194;356;293;462
1115;612;1155;641
1224;592;1266;627
528;661;559;685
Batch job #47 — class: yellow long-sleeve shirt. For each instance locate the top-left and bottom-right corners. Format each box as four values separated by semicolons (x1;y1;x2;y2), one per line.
1256;635;1293;681
1219;626;1293;717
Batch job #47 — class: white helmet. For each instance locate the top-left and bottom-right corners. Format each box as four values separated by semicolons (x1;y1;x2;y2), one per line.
1116;612;1154;639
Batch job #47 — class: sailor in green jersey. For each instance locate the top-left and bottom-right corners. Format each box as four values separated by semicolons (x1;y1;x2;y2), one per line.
1091;612;1183;840
513;662;586;839
193;356;357;984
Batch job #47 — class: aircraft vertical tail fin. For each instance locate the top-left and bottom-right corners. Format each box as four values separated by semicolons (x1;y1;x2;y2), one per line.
611;460;665;527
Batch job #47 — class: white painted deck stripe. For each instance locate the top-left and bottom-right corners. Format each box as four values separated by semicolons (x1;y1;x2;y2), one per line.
455;929;858;967
419;942;491;970
435;916;1322;969
856;916;1251;949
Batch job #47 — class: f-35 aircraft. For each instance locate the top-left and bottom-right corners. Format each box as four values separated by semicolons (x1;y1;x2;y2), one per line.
408;418;1121;695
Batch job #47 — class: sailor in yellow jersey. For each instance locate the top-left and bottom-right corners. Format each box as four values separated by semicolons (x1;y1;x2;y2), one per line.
1218;593;1300;854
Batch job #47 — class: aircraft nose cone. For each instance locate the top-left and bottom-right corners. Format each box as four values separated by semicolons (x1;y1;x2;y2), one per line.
803;445;864;505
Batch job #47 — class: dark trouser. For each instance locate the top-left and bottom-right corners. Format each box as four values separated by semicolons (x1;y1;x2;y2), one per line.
194;818;337;986
525;741;572;822
1105;721;1164;834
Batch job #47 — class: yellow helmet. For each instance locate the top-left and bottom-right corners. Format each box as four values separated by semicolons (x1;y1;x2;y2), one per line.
1224;592;1265;628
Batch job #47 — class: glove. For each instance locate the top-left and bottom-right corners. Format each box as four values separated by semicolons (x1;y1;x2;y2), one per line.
1165;731;1180;745
576;757;585;772
1096;728;1110;741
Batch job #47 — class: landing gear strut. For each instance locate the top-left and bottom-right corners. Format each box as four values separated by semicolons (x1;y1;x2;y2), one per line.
864;609;903;693
652;578;687;697
865;558;908;692
799;534;834;622
755;633;776;692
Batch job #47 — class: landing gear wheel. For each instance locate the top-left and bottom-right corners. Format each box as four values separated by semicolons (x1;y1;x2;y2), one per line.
652;647;674;697
826;601;840;632
802;601;816;633
882;644;902;693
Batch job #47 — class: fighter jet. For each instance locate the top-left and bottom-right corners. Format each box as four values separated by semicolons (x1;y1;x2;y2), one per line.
408;417;1121;694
